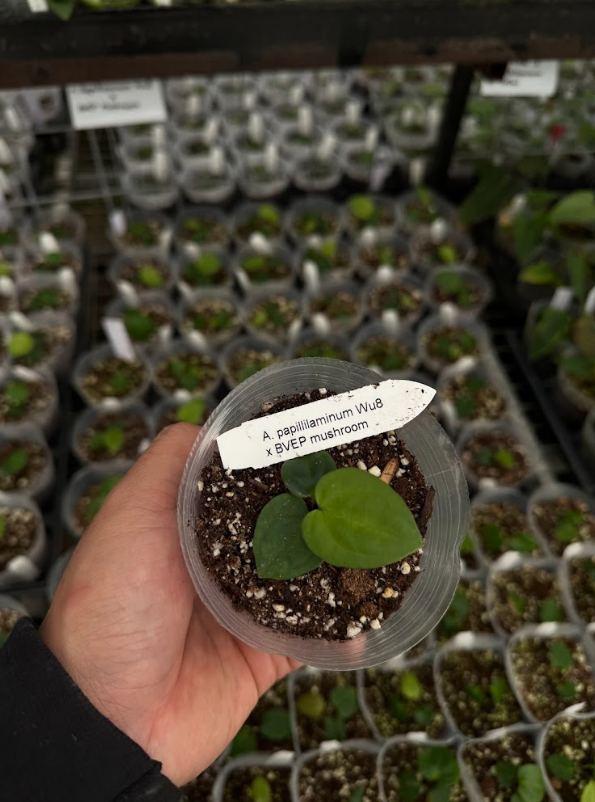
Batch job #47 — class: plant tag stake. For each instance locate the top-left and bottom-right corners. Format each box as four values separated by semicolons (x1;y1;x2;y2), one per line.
27;0;49;10
218;379;436;470
102;317;137;362
0;139;12;164
550;286;573;311
110;209;127;237
39;232;60;254
585;286;595;316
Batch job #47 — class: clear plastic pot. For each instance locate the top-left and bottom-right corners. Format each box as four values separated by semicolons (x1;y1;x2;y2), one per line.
527;482;595;558
416;311;489;375
24;206;86;249
238;157;291;200
0;276;17;314
0;423;54;505
8;311;76;379
505;622;595;723
0;365;59;436
17;272;79;318
291;740;380;802
350;322;419;379
365;272;426;330
286;197;345;245
457;420;537;493
72;343;152;407
181;162;236;205
280;122;324;164
306;280;365;336
378;734;462;802
242;287;305;345
0;247;25;283
71;400;153;466
556;346;595;418
119;141;172;176
121;168;179;211
177;358;468;669
345;194;397;240
105;292;175;356
0;492;46;589
424;265;493;318
437;357;507;436
179;290;242;349
557;541;595;627
232;201;285;249
213;751;294;802
410;229;477;276
108;210;173;259
46;548;75;603
457;723;543;802
173;131;222;171
293;153;342;194
0;593;29;626
354;232;413;281
174;206;230;254
234;243;298;296
220;335;287;390
164;76;213;115
152;393;217;434
62;462;133;540
536;703;595;802
168;112;212;143
108;253;176;298
299;239;356;289
340;143;397;187
151;339;221;400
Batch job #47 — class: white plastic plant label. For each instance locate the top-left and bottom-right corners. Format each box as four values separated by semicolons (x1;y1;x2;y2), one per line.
584;286;595;315
218;379;436;470
27;0;49;11
550;286;573;311
481;61;559;98
66;80;167;131
39;232;60;254
102;318;136;362
110;209;127;237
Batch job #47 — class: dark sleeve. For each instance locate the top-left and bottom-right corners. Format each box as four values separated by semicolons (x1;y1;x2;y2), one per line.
0;618;181;802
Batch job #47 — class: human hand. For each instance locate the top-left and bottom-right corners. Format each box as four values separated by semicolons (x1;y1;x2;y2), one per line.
40;424;299;787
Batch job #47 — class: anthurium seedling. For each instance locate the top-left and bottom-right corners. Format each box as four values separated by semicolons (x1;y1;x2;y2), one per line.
398;746;460;802
176;398;208;426
1;447;29;477
126;221;159;247
389;670;436;728
249;776;272;802
9;332;36;360
253;452;422;580
433;271;476;309
137;264;163;289
89;425;125;457
123;309;157;342
495;761;546;802
349;195;381;226
184;253;225;287
3;381;31;419
27;287;63;312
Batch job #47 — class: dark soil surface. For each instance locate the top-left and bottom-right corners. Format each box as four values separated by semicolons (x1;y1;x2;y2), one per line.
417;236;469;268
461;432;529;485
20;287;74;314
442;374;506;423
432;280;484;310
240;254;292;285
472;502;540;560
491;566;565;633
569;555;595;623
510;637;595;721
545;716;595;802
0;378;52;425
439;648;522;736
299;748;379;802
0;442;47;493
437;578;493;642
355;335;416;374
246;295;301;336
0;607;22;636
154;353;219;394
357;242;412;271
180;767;217;802
120;219;163;249
303;241;352;276
120;259;170;290
423;326;480;368
77;411;150;463
222;765;291;802
236;210;282;242
381;742;468;802
348;202;395;233
310;291;359;324
531;497;595;556
293;671;372;749
183;299;239;339
462;732;544;802
294;211;339;238
33;251;80;274
0;506;37;569
180;216;228;247
368;281;424;322
364;661;445;738
196;390;433;641
80;357;147;402
225;348;283;386
12;326;72;370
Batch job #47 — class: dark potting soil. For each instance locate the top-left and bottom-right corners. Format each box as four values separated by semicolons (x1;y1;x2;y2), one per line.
121;260;170;289
531;497;595;556
0;295;15;314
0;378;52;425
184;299;239;338
510;637;595;721
225;348;283;386
569;555;595;623
195;390;434;641
77;411;150;462
0;506;37;569
34;252;80;274
461;432;529;485
0;442;47;493
222;766;291;802
417;236;468;267
233;678;293;754
348;204;395;233
437;578;493;642
154;353;218;394
423;326;480;368
545;716;595;802
442;374;506;423
181;768;216;802
381;743;468;802
439;648;522;737
364;661;445;739
462;732;542;802
368;281;424;322
236;214;282;242
357;242;412;272
241;254;292;284
295;211;339;237
21;287;73;314
431;276;484;310
304;242;351;275
491;566;565;634
293;671;372;749
299;748;379;802
472;502;540;560
80;357;147;402
247;295;301;336
121;219;163;249
355;336;416;374
0;607;22;635
13;326;72;370
310;291;359;323
181;216;228;247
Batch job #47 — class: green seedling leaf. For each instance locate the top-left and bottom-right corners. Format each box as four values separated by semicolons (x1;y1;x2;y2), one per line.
230;725;258;756
176;398;208;425
466;685;486;705
490;675;509;705
349;195;376;222
549;640;573;671
413;705;435;727
460;534;475;557
323;715;346;740
0;632;7;648
556;680;577;699
494;449;516;469
249;776;272;802
1;447;29;476
528;307;572;361
458;163;517;226
549;191;595;228
516;764;545;802
258;204;280;225
138;265;163;288
254;494;322;580
554;510;583;543
509;592;527;616
441;588;470;636
296;689;325;719
497;761;519;789
389;695;408;722
123;309;156;342
429;785;452;802
512;214;549;266
418;746;459;785
399;769;422;802
539;597;562;622
8;333;35;358
519;261;562;287
102;426;125;456
482;524;504;552
5;381;30;409
303;468;422;569
435;271;467;295
349;787;365;802
582;780;595;802
48;0;76;20
399;671;422;701
329;685;358;719
575;315;595;359
437;244;457;264
546;753;575;782
281;451;336;498
509;532;538;553
86;474;122;524
110;372;132;396
259;708;292;741
568;250;592;306
561;354;595;381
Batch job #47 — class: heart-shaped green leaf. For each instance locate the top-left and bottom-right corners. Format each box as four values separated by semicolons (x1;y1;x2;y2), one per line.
9;333;35;358
302;468;423;569
259;708;292;741
281;451;336;498
582;780;595;802
249;776;272;802
254;494;322;580
549;191;595;227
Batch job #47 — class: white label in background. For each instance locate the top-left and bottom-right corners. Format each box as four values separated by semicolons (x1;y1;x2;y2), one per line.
217;380;435;471
481;61;559;98
27;0;48;10
550;286;573;311
102;318;136;362
39;232;60;254
66;80;167;131
110;209;127;237
585;287;595;316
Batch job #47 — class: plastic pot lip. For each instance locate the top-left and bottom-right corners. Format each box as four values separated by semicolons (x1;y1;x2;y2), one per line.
0;593;29;618
558;541;595;627
72;343;152;407
213;751;295;802
0;364;59;435
177;357;468;669
527;481;595;554
537;705;595;802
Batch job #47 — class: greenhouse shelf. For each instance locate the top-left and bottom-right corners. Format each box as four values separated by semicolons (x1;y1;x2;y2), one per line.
2;0;595;88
